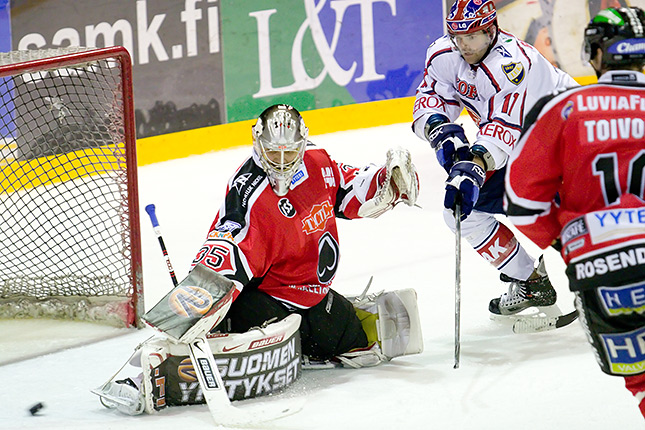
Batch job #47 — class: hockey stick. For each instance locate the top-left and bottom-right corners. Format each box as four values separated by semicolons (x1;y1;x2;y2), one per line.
144;204;301;426
454;204;462;369
145;204;178;287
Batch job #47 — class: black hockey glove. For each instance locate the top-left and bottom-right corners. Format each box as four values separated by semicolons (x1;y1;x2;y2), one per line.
444;161;486;220
427;123;471;173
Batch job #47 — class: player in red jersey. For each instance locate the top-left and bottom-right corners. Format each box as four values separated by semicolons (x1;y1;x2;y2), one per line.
194;104;420;364
505;7;645;418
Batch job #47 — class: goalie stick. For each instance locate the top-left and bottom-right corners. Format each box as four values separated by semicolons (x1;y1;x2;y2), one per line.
144;203;302;426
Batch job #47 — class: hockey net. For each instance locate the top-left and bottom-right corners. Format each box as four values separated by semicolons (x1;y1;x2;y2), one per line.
0;46;142;328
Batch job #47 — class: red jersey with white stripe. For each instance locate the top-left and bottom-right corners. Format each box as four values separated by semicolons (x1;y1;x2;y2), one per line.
505;70;645;273
191;144;381;309
412;31;577;168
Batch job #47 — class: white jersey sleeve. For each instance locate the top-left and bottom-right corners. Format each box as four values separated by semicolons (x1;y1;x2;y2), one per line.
412;36;466;140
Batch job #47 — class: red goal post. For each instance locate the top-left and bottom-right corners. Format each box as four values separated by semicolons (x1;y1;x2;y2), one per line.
0;46;143;327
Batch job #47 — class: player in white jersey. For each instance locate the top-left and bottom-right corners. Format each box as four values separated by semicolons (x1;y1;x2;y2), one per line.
412;0;579;317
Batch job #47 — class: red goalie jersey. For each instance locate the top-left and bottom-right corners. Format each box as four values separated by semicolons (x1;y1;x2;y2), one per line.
191;144;381;309
505;71;645;289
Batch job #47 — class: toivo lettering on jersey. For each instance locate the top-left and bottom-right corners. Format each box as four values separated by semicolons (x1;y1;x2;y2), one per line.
584;117;645;142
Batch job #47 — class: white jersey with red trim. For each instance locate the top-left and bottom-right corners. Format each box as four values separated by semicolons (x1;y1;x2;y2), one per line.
412;31;577;169
505;70;645;268
191;144;381;309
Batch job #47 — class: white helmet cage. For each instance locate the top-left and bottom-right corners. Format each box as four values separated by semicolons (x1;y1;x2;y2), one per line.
252;104;308;196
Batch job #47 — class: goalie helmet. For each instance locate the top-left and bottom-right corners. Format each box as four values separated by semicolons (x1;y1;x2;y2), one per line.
445;0;497;36
252;104;308;196
583;7;645;71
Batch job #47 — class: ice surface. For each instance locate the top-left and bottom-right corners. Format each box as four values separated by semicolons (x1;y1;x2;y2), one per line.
1;121;642;429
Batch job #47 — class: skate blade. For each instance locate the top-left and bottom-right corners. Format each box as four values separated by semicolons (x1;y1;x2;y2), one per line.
489;304;563;323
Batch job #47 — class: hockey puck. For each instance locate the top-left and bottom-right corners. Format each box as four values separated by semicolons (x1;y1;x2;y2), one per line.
29;402;44;415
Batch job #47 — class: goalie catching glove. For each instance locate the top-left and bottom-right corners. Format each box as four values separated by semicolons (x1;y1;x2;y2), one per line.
358;147;419;218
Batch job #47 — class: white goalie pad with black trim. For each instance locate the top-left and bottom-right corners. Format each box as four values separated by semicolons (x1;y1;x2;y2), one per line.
353;288;423;359
94;314;302;415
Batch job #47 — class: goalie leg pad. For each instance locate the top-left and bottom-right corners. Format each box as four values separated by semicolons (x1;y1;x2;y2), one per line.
95;314;302;415
354;288;423;359
145;314;302;408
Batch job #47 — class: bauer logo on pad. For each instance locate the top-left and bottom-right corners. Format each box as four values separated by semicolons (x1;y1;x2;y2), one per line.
196;358;219;389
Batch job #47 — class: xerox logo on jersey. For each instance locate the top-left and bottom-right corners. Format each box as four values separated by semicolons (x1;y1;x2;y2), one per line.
317;232;339;284
278;198;296;218
413;93;446;114
502;62;524;85
302;200;334;235
168;285;213;318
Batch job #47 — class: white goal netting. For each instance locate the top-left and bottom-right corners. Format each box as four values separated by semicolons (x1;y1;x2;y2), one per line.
0;46;142;327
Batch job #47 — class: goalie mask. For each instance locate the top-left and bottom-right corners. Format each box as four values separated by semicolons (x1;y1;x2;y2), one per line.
582;7;645;75
446;0;498;64
252;104;308;196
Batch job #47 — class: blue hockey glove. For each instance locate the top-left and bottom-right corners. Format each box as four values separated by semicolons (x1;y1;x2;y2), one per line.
427;123;471;172
444;161;486;220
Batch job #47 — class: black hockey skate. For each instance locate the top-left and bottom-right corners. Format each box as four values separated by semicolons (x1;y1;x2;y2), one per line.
489;255;557;316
